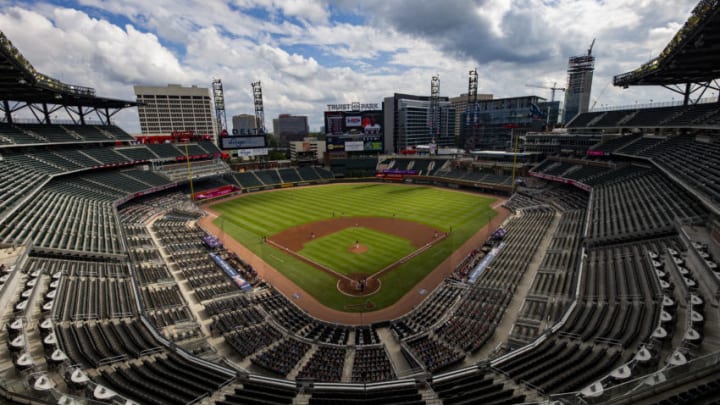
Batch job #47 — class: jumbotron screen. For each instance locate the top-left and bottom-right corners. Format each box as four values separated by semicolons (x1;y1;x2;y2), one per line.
220;135;267;150
324;110;383;153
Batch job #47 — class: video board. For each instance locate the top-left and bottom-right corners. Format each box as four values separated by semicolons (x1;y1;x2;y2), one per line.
324;110;383;153
220;135;267;150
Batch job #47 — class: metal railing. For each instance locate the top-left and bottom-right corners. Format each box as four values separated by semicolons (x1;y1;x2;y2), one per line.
590;96;719;112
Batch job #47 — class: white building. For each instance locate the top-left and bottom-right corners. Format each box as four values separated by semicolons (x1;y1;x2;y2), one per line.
232;114;257;135
134;84;217;137
289;138;325;163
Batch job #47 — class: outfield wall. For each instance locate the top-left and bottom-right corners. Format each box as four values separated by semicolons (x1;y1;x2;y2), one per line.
191;174;512;206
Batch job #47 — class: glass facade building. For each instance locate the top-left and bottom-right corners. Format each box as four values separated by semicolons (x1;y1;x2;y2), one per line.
460;96;560;151
384;93;456;153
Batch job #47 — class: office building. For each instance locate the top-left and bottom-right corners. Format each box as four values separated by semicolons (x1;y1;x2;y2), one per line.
272;114;309;148
134;84;216;136
231;114;257;135
459;96;560;151
383;93;456;153
289;138;325;163
449;93;493;143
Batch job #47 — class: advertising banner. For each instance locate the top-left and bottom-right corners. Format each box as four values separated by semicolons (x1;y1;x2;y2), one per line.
236;148;269;157
345;115;362;127
345;141;364;151
221;136;266;150
325;109;384;153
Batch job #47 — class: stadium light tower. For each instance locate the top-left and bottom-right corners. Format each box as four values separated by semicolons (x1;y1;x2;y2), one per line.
429;75;440;136
465;69;480;150
212;79;227;142
252;81;266;135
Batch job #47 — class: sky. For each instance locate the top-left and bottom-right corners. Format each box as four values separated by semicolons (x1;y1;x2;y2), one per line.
0;0;704;133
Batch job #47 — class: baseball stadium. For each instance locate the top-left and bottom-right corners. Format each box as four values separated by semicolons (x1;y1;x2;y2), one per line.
0;1;720;405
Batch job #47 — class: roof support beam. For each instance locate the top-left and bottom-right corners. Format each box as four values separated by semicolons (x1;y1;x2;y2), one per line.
2;100;10;124
42;103;50;124
0;99;128;125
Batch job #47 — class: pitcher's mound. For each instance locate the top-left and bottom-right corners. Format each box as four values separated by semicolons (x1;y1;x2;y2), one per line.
349;243;368;254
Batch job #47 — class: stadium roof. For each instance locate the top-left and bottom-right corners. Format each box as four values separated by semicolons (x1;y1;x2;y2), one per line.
613;0;720;87
0;31;136;109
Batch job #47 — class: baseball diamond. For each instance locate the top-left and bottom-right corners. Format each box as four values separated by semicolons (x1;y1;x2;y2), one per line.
205;183;499;313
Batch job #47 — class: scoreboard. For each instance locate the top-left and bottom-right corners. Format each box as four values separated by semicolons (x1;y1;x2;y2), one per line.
324;109;383;154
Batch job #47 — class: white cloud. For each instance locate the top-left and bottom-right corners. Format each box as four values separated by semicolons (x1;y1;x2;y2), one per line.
283;23;413;60
0;6;191;129
0;0;705;132
272;0;329;23
475;0;512;38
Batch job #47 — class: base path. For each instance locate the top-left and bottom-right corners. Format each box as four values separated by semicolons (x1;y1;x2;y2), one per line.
199;195;510;324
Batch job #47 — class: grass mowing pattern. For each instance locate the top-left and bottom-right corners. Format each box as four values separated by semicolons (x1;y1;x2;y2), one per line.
211;183;496;312
300;227;414;277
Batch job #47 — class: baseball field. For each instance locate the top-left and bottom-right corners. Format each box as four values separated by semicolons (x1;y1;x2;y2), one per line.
210;183;496;312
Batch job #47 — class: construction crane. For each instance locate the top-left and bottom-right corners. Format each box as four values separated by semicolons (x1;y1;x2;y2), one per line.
525;82;566;102
588;38;596;56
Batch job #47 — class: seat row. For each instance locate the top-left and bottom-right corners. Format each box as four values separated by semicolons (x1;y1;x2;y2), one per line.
54;276;136;320
99;353;232;405
55;320;162;367
496;339;623;395
588;170;706;245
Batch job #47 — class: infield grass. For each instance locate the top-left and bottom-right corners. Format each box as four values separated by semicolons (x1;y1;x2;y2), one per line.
211;183;497;312
300;227;415;276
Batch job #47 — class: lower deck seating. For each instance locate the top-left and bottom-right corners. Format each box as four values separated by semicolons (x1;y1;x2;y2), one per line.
250;339;311;377
432;369;526;405
99;353;232;405
309;385;424;405
351;346;396;383
296;346;346;382
220;380;298;405
587;170;705;245
496;339;623;395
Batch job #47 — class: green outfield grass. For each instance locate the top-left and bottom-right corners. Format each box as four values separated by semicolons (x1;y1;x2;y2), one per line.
300;227;415;276
211;183;497;312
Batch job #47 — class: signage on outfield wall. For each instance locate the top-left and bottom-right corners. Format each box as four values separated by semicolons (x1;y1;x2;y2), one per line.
236;148;269;157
